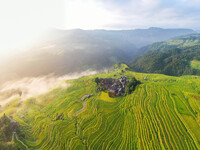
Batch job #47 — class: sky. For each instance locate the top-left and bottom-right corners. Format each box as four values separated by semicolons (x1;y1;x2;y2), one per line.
0;0;200;54
65;0;200;30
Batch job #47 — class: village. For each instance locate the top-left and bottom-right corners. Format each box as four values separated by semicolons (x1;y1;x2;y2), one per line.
97;76;129;96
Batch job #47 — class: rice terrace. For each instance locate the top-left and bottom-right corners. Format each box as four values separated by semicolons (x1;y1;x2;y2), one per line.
0;64;200;149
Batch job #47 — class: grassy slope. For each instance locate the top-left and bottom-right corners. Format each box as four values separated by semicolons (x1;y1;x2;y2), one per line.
0;66;200;150
191;60;200;70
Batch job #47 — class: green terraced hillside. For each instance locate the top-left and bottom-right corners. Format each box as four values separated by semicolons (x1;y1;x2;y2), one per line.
1;65;200;150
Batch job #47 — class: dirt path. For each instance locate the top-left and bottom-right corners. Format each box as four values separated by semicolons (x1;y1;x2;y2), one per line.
73;94;93;116
73;101;87;116
81;95;89;101
13;132;28;150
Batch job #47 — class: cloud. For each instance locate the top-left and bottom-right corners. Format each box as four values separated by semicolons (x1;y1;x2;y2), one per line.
0;70;100;106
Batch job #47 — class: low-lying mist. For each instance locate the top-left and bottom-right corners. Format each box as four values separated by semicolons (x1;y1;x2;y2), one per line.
0;70;103;106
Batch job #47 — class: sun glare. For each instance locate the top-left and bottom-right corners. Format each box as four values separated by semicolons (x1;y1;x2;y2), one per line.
0;0;65;55
0;0;117;56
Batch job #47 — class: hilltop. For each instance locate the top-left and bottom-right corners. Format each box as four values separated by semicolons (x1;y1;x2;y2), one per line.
0;64;200;149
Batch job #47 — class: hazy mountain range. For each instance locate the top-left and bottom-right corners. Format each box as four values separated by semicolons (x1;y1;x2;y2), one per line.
0;27;196;83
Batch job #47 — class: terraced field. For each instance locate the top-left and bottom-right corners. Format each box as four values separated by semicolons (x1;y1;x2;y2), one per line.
1;67;200;149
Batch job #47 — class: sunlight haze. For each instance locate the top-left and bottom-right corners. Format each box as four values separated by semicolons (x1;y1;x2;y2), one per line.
0;0;200;55
0;0;64;55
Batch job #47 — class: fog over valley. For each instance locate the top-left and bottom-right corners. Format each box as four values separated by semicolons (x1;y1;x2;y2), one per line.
0;70;100;106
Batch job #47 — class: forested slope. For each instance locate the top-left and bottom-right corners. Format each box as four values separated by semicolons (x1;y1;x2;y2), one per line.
130;34;200;76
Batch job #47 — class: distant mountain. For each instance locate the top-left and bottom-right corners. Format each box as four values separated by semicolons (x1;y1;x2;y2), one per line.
111;27;196;47
37;27;196;50
0;28;195;82
130;34;200;76
64;27;195;48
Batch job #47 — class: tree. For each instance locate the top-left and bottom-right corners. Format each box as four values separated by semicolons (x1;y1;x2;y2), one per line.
0;142;17;150
0;114;12;142
125;77;141;95
0;114;19;149
95;77;100;85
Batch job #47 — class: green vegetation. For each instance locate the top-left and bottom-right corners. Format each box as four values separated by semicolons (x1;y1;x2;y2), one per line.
191;60;200;70
125;77;141;95
130;36;200;76
0;114;17;150
94;77;100;85
130;46;200;76
140;34;200;53
0;66;200;149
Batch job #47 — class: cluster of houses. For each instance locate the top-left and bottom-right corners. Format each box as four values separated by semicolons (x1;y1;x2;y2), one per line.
98;76;129;96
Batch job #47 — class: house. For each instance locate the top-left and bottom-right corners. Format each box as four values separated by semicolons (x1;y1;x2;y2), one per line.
109;90;116;96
